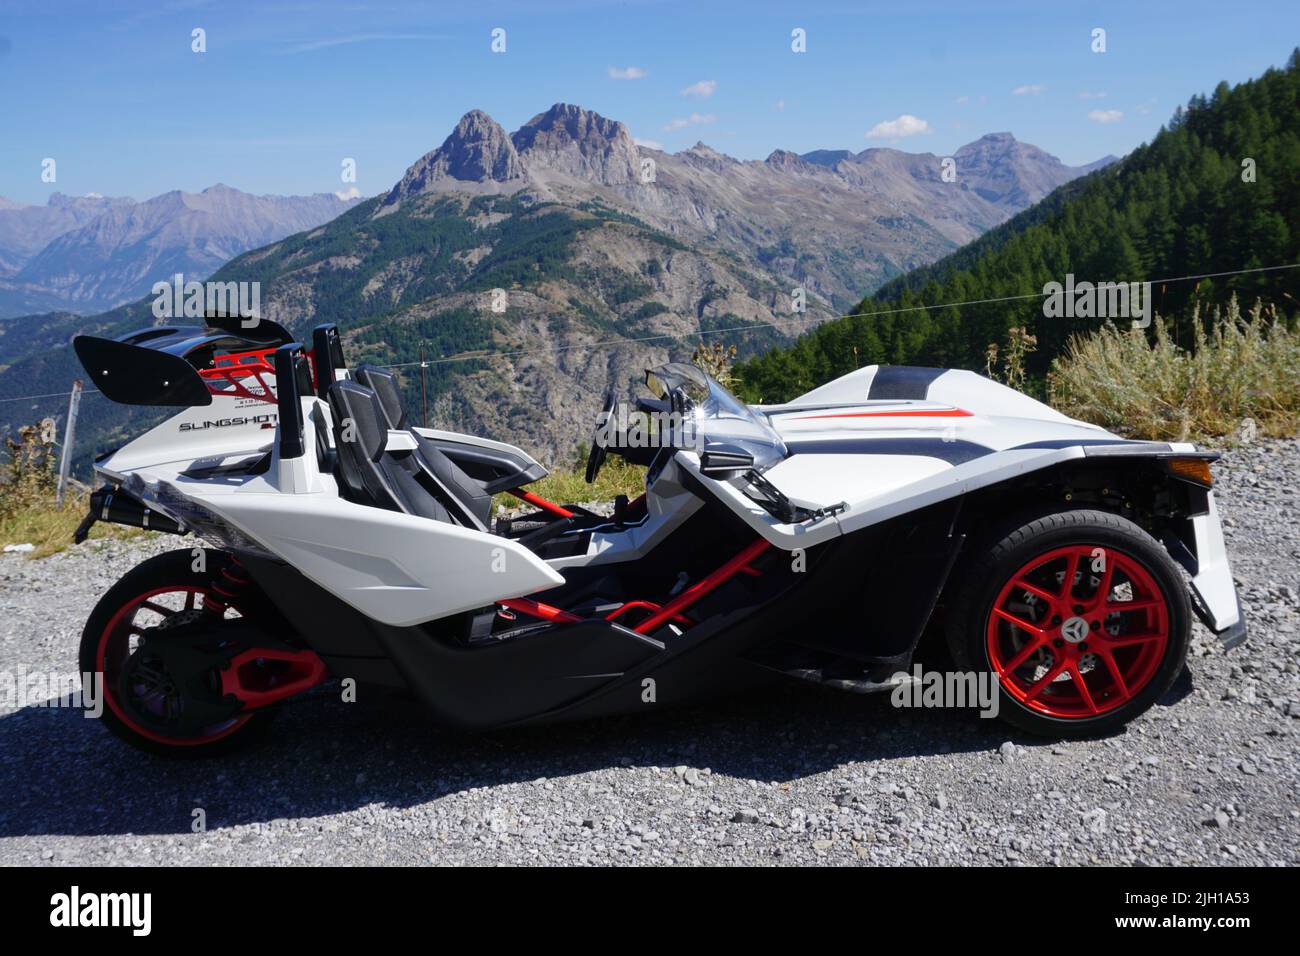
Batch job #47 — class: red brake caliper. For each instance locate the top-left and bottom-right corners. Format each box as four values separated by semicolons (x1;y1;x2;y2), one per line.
986;545;1170;718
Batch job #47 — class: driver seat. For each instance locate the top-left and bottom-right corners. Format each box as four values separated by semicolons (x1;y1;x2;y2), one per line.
350;365;494;529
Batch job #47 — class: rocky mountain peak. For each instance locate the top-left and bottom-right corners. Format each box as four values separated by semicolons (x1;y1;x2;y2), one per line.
765;149;817;173
382;110;528;207
680;142;736;173
511;103;639;186
799;149;854;169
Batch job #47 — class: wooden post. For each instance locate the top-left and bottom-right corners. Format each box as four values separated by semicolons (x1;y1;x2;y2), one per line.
420;344;429;428
56;380;82;508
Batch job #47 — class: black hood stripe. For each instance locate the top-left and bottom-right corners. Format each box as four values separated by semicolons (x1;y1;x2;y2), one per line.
786;437;992;466
867;366;947;400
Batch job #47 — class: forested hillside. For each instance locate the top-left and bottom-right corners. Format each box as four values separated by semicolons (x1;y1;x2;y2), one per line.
737;52;1300;403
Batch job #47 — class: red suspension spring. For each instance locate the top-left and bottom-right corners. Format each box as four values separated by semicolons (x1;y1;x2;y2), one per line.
205;556;255;616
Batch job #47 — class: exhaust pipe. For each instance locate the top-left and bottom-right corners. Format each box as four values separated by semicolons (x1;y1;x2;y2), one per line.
73;485;184;543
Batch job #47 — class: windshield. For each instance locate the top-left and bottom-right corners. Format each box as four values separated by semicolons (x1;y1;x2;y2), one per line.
645;363;787;473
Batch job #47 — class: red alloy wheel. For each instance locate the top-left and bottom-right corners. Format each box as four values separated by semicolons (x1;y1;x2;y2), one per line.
985;544;1171;719
96;586;252;747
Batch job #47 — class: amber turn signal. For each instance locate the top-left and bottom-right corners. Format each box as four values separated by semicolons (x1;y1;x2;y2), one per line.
1165;457;1214;486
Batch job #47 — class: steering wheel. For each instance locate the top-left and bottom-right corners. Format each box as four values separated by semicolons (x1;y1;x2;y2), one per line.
585;389;618;484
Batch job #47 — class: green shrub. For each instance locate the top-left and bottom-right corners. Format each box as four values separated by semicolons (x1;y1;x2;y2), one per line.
1049;298;1300;441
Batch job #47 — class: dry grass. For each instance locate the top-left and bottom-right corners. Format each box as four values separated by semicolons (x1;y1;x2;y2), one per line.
0;491;145;559
493;454;646;514
1049;298;1300;442
1;420;145;558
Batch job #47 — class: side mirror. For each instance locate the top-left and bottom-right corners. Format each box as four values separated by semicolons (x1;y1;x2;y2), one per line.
699;442;754;478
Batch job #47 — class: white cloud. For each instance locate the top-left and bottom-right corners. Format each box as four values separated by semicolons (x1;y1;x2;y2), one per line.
681;79;717;98
1012;84;1046;96
864;114;931;139
774;98;785;111
954;95;970;105
277;34;448;55
663;112;717;132
634;137;664;151
335;186;362;200
1087;109;1124;124
1079;90;1107;100
608;65;648;80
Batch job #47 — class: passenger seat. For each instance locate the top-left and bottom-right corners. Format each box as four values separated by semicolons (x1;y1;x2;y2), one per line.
352;365;494;529
326;380;489;530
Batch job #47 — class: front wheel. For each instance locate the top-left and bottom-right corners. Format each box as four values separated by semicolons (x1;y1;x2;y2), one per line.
945;509;1191;738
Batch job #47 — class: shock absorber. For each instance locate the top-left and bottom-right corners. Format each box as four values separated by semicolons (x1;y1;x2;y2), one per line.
204;555;255;617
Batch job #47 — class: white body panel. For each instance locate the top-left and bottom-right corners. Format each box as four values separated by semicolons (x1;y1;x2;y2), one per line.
104;397;564;627
1188;493;1241;630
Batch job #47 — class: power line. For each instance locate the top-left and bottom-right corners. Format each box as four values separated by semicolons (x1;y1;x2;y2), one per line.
386;260;1300;369
0;260;1296;406
0;387;100;405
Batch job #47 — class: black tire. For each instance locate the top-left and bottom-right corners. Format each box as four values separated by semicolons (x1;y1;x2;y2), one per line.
79;548;274;757
945;508;1191;738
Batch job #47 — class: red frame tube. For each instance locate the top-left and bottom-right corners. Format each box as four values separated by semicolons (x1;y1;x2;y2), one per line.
498;598;583;624
508;488;574;519
605;600;692;626
500;538;770;635
633;538;771;634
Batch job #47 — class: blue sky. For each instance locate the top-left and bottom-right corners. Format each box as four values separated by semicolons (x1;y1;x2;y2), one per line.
1;0;1296;204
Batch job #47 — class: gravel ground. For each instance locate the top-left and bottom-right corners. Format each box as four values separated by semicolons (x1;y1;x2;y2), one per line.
1;440;1297;866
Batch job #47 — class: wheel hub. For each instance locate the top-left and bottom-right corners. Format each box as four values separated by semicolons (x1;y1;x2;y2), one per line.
1060;616;1090;644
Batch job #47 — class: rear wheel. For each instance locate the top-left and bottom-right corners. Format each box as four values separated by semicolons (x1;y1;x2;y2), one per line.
79;548;274;757
946;509;1190;738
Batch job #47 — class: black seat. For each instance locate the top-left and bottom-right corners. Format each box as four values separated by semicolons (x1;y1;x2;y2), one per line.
326;381;497;530
352;365;494;528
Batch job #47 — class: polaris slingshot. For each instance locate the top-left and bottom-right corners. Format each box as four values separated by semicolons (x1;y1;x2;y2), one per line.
69;319;1246;755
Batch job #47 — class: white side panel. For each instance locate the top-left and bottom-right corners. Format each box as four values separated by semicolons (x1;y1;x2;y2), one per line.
198;491;565;627
835;447;1087;532
674;453;844;550
97;392;278;481
761;452;951;508
1189;492;1240;631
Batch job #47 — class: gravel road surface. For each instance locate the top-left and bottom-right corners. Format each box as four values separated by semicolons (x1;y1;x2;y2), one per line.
2;440;1297;866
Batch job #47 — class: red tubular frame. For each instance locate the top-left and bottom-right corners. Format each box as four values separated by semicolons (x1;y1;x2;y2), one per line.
633;538;771;634
498;598;583;624
198;348;279;404
508;488;574;519
605;600;692;626
197;346;320;405
497;537;771;636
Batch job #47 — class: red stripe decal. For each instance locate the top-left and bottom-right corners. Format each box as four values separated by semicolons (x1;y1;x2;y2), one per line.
791;408;973;420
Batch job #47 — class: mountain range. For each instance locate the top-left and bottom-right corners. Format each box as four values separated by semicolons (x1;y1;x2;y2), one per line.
0;186;361;317
371;104;1112;311
0;102;1113;466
